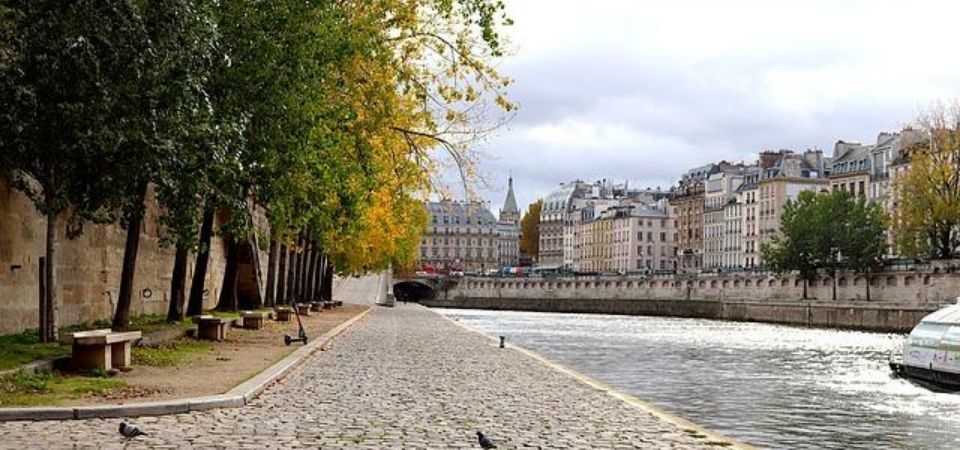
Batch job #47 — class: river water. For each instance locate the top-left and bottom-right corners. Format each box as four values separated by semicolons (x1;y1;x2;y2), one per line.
437;308;960;449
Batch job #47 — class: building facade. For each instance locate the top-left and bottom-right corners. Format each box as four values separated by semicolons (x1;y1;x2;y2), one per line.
419;178;521;272
575;203;677;273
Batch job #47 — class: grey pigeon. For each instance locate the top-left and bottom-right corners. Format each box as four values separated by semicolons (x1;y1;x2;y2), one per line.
119;422;147;438
477;431;497;449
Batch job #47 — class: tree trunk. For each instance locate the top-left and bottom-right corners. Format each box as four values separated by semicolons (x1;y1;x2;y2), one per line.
166;243;189;322
264;238;278;307
277;244;288;304
41;210;58;342
287;240;299;302
802;278;808;300
865;272;871;301
322;262;333;301
296;233;308;300
217;239;240;311
113;180;149;331
186;206;215;317
313;252;325;301
305;241;316;301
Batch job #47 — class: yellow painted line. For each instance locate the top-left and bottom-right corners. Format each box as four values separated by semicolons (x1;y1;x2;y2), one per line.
431;307;757;449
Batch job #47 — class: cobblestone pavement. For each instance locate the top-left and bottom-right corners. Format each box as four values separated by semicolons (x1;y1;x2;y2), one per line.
0;304;729;449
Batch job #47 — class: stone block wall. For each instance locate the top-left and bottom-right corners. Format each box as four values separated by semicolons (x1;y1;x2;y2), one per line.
455;267;960;306
0;183;271;335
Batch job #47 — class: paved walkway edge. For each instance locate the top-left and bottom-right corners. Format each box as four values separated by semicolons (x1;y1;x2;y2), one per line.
433;308;757;450
0;307;372;422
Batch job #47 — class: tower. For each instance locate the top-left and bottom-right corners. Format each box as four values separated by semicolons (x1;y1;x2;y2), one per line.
499;176;520;225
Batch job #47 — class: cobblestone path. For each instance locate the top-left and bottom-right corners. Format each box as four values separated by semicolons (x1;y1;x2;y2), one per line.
0;304;730;449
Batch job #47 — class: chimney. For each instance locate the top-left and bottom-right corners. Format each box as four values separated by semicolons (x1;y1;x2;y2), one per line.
759;151;780;169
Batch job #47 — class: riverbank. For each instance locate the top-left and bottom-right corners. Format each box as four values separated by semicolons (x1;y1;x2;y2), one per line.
0;303;747;448
424;296;935;332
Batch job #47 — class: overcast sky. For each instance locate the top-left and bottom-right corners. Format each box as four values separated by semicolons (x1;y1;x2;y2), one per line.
473;0;960;215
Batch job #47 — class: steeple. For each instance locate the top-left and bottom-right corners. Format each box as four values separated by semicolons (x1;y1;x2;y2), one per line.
499;175;519;224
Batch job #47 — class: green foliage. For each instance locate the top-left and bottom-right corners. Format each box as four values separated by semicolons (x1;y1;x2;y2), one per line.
2;0;514;323
762;189;887;297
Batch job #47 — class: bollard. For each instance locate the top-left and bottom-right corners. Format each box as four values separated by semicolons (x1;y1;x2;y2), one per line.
499;336;505;348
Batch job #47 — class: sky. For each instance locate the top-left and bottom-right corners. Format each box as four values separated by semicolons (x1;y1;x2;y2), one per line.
472;0;960;216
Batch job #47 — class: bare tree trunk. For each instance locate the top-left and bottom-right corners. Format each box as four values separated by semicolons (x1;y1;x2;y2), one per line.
296;233;308;300
305;241;316;301
187;206;215;317
865;272;871;301
216;239;240;311
277;244;288;304
322;262;333;301
41;210;58;342
287;239;299;302
311;251;324;300
264;238;278;307
802;278;808;300
113;180;149;331
166;243;189;322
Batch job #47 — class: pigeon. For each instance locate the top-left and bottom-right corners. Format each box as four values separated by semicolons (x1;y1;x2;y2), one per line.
477;431;497;449
119;422;147;438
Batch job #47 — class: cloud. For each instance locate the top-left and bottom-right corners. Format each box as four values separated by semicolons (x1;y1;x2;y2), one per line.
474;0;960;214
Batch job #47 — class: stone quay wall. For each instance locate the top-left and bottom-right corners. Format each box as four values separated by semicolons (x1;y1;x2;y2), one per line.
0;183;270;335
424;267;960;332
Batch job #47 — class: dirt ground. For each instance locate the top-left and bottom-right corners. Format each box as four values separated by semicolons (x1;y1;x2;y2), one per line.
65;304;369;405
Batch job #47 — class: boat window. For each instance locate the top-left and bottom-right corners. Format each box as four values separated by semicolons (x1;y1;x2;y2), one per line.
909;323;950;348
942;326;960;350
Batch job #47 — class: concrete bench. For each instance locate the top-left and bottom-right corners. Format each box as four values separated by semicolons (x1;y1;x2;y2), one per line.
192;315;228;341
296;304;311;316
70;329;142;372
334;300;343;307
322;301;334;310
240;311;267;330
309;301;322;312
274;307;293;322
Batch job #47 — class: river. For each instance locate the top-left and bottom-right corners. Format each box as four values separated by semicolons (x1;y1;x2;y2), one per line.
436;308;960;449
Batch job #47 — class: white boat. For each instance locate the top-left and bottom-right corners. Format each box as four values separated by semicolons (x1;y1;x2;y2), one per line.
890;300;960;390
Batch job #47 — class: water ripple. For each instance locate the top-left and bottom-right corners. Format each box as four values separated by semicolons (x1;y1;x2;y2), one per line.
439;308;960;450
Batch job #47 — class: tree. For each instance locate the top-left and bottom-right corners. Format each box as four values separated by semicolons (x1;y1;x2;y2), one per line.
762;189;887;300
839;196;887;300
519;199;542;260
109;0;223;330
761;191;823;300
893;102;960;259
0;0;146;340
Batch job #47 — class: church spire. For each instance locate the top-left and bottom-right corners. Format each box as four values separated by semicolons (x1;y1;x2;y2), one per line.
499;175;519;224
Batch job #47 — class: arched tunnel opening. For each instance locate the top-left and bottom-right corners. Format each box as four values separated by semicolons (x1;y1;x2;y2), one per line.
393;280;437;303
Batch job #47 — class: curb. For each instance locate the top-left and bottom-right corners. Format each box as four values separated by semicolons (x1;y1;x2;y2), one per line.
0;307;372;422
430;306;756;450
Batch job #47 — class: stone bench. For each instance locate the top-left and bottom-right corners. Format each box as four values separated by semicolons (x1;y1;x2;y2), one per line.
322;301;334;310
309;301;323;312
70;329;142;372
296;304;311;316
274;307;293;322
240;311;267;330
334;300;343;307
192;315;228;341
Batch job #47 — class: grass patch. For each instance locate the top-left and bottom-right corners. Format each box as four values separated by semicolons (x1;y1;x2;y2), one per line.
0;331;70;371
132;340;212;367
0;370;125;407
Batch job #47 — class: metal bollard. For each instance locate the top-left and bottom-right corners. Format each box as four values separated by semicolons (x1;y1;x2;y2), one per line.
499;336;505;348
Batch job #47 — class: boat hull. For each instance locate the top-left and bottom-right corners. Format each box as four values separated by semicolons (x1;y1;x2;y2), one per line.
891;362;960;392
